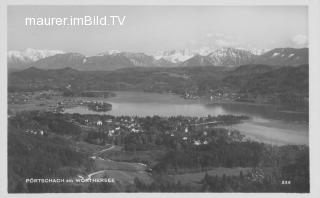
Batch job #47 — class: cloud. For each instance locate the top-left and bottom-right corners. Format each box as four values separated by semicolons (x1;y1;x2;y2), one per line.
206;33;213;38
211;33;245;48
292;34;308;46
214;39;233;47
215;33;225;38
205;32;224;38
193;32;246;50
188;39;198;45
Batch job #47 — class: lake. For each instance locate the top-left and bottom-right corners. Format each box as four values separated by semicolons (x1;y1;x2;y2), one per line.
64;91;309;146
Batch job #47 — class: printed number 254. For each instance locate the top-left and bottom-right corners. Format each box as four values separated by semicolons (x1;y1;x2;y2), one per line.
281;180;291;185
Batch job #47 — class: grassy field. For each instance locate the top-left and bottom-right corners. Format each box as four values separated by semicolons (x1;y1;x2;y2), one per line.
99;148;167;166
90;156;152;185
94;158;147;171
73;141;110;154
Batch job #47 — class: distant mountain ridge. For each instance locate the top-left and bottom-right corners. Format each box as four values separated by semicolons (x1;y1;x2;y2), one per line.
9;64;308;108
254;48;308;66
153;49;195;63
8;47;308;71
8;48;65;69
181;48;256;67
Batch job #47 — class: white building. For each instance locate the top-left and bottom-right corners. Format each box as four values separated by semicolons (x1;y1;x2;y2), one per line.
131;128;140;133
108;130;115;136
97;120;103;126
193;140;201;146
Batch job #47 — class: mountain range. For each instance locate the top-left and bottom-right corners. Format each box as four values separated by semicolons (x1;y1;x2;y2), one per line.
7;48;65;69
8;47;308;71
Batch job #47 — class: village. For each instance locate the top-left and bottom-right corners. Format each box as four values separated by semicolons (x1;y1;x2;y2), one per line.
18;110;248;149
62;113;249;148
8;90;113;114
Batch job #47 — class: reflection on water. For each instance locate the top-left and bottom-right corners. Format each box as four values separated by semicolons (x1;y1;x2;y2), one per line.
63;91;309;145
206;103;308;122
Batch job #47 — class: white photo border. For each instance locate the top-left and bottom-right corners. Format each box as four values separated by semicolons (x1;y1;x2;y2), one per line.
1;0;319;198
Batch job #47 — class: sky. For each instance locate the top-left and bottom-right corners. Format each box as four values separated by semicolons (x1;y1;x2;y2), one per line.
8;6;308;56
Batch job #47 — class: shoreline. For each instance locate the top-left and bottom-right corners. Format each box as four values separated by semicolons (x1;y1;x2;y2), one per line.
112;90;309;114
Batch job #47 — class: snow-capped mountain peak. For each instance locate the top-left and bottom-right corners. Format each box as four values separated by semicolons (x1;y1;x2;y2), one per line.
8;48;65;62
151;47;266;63
97;50;121;56
152;49;196;63
180;47;256;67
255;48;308;66
249;48;269;55
207;48;255;66
8;48;65;69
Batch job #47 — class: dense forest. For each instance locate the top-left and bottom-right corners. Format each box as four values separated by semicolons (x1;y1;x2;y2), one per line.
8;128;93;192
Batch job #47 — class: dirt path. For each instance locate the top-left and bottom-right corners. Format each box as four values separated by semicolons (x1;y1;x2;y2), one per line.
91;145;115;156
88;170;107;179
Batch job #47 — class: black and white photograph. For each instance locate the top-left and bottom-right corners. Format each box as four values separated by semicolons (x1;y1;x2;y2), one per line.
2;1;320;196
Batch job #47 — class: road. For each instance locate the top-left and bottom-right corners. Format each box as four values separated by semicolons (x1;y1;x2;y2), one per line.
88;170;108;179
84;145;117;179
91;145;115;156
190;121;220;126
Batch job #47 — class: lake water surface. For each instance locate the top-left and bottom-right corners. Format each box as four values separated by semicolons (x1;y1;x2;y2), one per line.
64;91;309;146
